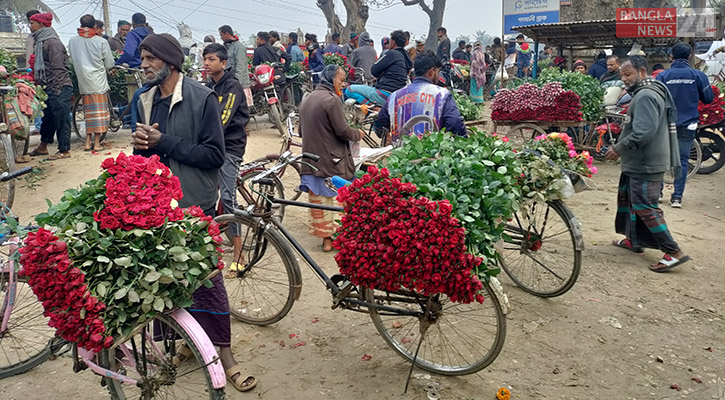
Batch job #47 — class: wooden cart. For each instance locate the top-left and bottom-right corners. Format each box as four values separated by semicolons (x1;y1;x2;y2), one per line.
491;120;587;142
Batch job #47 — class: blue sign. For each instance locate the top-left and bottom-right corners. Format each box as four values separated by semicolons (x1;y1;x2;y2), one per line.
505;10;560;33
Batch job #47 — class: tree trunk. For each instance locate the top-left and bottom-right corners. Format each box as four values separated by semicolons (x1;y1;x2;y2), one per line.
399;0;447;51
316;0;369;43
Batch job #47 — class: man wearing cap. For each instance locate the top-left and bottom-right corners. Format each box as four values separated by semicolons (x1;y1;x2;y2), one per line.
341;32;359;57
130;33;257;393
108;20;131;52
27;12;73;160
116;13;151;68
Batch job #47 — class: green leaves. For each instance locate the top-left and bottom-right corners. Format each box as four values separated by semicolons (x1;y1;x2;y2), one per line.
452;92;482;121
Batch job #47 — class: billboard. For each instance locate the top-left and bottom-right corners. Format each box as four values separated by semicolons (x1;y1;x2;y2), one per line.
504;0;560;34
615;8;718;38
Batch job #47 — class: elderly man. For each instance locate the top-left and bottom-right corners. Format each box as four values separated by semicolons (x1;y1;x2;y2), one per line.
27;12;73;160
606;56;689;273
116;13;150;68
130;33;257;392
108;19;131;52
68;14;114;151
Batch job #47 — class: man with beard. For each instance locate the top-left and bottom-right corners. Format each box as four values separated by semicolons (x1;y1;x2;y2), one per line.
600;55;624;88
130;33;257;392
606;56;689;273
108;20;131;52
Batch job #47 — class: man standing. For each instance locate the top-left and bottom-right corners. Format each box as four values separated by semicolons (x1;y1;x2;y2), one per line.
588;52;608;80
68;14;114;151
287;32;304;62
380;37;390;58
600;55;624;88
27;13;73;160
341;32;358;57
606;56;689;273
252;31;291;72
131;33;257;392
516;42;531;78
436;27;451;63
202;43;249;277
323;32;343;55
219;25;250;89
116;13;150;67
108;20;131;52
94;20;109;40
350;32;377;82
464;44;472;62
452;40;467;61
269;31;285;51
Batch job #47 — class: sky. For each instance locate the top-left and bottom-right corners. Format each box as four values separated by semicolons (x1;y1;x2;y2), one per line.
42;0;504;48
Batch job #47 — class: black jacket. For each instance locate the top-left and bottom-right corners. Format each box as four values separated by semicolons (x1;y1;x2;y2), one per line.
206;68;249;158
371;47;412;93
452;48;467;61
588;59;608;80
437;37;451;62
252;43;291;72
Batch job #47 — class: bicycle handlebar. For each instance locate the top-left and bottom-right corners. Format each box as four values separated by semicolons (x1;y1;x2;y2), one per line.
250;152;319;184
0;167;32;182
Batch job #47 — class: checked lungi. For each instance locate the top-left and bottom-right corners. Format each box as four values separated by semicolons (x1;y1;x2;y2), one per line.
82;93;110;134
615;173;680;253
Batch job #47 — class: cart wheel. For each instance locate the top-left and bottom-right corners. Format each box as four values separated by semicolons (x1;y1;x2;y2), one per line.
508;123;547;145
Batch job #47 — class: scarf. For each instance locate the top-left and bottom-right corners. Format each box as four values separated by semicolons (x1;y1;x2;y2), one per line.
631;77;682;178
470;47;487;88
77;27;96;38
600;69;621;84
319;64;340;94
31;27;60;83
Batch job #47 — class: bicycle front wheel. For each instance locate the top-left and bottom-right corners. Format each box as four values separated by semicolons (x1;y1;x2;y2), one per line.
214;214;301;325
0;273;55;378
0;134;16;209
365;281;506;376
499;200;582;297
102;313;224;400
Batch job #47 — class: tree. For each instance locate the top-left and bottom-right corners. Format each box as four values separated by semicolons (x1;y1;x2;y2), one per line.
0;0;57;20
316;0;369;44
454;34;471;45
474;30;494;46
399;0;446;51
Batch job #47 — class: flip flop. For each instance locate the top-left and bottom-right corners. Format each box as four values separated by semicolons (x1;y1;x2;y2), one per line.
612;238;644;254
47;152;71;160
171;343;195;366
28;149;49;157
650;254;690;273
225;364;257;392
15;154;32;163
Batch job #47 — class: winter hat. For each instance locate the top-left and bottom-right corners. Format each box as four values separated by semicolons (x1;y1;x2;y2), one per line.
382;37;390;47
30;13;52;27
117;19;131;28
359;32;371;45
350;32;359;41
139;33;184;71
572;59;587;71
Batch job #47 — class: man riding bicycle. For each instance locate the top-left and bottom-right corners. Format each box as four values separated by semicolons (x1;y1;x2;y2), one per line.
343;30;411;107
375;50;466;144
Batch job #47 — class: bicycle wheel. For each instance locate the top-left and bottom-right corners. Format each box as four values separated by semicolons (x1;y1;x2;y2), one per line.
0;134;16;209
365;281;506;376
696;129;725;174
0;272;55;378
214;214;301;325
664;139;701;184
268;103;286;136
499;200;582;297
251;156;303;202
102;313;225;400
72;96;85;140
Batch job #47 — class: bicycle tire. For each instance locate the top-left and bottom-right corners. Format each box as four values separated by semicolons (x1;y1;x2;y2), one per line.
269;103;286;136
0;273;55;379
365;281;506;376
214;214;301;325
72;96;108;142
696;129;725;174
102;313;225;400
664;139;701;184
251;155;303;201
499;200;582;297
0;134;16;209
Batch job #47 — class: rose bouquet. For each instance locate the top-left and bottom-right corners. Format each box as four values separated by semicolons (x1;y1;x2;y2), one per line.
323;52;349;68
699;84;725;126
526;132;597;177
23;153;223;348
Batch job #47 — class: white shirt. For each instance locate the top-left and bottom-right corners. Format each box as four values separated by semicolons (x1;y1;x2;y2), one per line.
68;35;114;94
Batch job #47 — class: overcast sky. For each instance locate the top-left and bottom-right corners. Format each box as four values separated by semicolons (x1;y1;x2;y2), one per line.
43;0;504;48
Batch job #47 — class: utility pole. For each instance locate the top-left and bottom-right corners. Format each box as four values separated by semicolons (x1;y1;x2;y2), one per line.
102;0;112;36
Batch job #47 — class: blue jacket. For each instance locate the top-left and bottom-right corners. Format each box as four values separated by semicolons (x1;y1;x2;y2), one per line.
322;42;343;55
376;77;466;140
288;43;305;62
656;59;714;127
116;26;150;68
308;47;325;83
587;59;607;80
517;50;531;69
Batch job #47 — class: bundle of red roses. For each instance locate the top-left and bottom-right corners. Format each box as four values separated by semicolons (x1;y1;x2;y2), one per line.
26;153;223;342
334;166;484;304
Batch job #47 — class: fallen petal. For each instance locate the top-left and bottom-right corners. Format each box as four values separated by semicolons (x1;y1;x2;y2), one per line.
361;354;372;361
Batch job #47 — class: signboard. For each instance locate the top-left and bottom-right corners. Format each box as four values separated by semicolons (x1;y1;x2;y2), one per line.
616;8;718;38
504;0;560;34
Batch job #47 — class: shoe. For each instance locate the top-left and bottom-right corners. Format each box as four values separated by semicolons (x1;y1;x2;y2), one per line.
670;199;682;208
658;194;664;204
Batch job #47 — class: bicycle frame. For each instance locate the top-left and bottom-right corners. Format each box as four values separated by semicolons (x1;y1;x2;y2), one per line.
0;237;19;332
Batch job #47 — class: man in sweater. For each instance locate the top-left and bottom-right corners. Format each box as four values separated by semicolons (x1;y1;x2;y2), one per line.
656;42;714;207
68;14;115;151
115;13;150;68
452;40;467;62
341;32;358;57
108;20;131;52
606;56;689;273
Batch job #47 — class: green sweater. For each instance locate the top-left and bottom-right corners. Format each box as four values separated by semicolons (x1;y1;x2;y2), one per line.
614;88;670;181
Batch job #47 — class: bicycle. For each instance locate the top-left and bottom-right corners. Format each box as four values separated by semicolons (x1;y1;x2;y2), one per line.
695;122;725;174
72;65;144;141
215;152;507;376
343;99;384;148
0;84;20;209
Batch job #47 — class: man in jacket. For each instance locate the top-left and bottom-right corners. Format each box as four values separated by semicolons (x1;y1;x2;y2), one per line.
287;32;305;62
350;32;377;82
68;14;115;151
269;31;285;51
219;25;251;89
341;32;358;57
376;50;466;144
253;31;292;86
298;65;365;251
516;42;532;78
599;55;624;88
588;52;608;80
322;32;343;55
27;12;73;160
657;42;714;208
130;33;257;392
305;34;325;83
202;43;250;276
606;56;689;273
108;20;130;52
436;27;451;63
116;13;150;68
452;40;467;61
343;30;411;106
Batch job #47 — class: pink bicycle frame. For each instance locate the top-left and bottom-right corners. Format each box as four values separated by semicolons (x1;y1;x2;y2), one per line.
0;237;20;332
79;308;226;389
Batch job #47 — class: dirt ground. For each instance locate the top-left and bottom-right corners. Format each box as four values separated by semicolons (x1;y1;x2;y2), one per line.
0;123;723;400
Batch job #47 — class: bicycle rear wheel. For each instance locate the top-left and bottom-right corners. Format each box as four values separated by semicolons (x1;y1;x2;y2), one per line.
499;200;582;297
0;273;55;378
696;128;725;174
365;281;506;376
72;96;109;143
102;313;224;400
0;134;16;209
214;214;301;325
664;139;701;184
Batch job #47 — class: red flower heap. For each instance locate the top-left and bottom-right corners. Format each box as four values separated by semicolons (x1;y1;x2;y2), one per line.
491;82;583;122
94;153;184;230
699;85;725;126
19;229;112;351
334;166;484;304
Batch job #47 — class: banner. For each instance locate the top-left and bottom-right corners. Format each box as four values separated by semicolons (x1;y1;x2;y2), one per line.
616;8;718;38
504;0;560;34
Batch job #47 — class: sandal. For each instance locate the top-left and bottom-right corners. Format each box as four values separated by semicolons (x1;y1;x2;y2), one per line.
47;152;70;160
28;148;49;157
650;254;690;273
15;154;32;163
225;364;257;392
612;238;644;254
171;343;194;366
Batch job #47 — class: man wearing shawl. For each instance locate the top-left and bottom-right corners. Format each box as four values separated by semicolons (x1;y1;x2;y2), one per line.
469;42;487;103
605;56;690;273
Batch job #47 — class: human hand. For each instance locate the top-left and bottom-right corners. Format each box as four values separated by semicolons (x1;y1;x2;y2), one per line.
357;129;366;141
605;147;619;161
133;123;162;150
